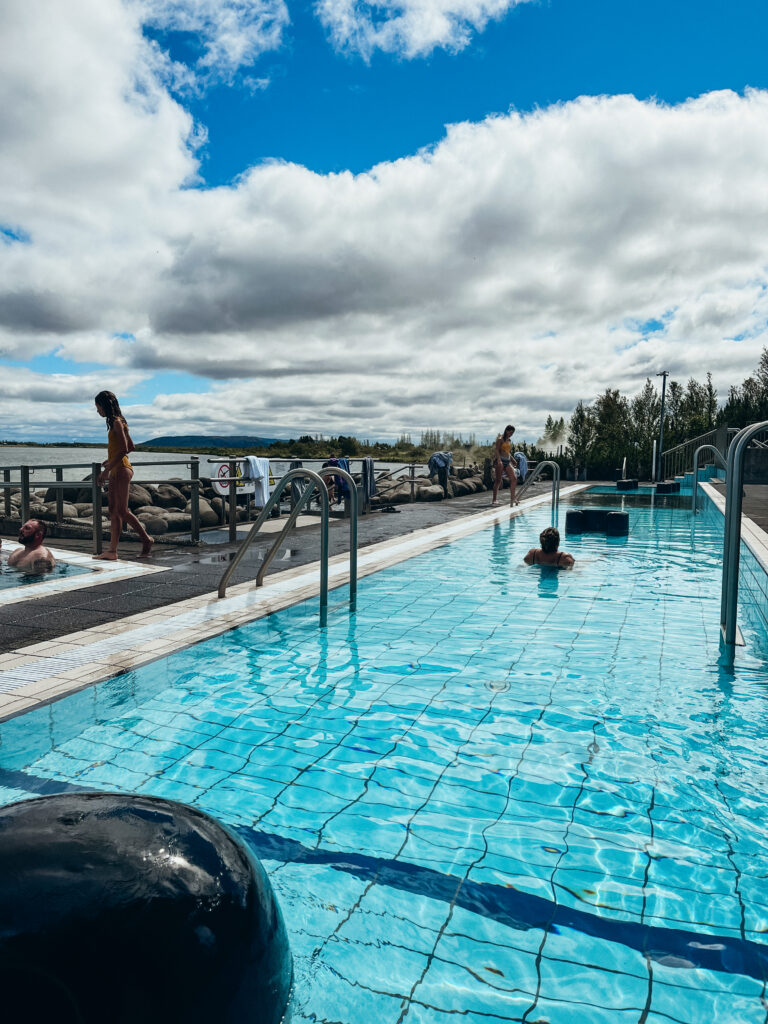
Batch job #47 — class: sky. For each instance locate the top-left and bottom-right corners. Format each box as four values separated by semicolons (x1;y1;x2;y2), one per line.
1;0;767;444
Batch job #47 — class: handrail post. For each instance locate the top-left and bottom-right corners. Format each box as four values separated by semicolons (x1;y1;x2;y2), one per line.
91;462;103;555
319;467;357;610
720;420;768;656
219;469;331;627
691;444;727;514
228;458;237;543
20;465;30;525
55;467;63;523
3;469;10;518
190;457;200;544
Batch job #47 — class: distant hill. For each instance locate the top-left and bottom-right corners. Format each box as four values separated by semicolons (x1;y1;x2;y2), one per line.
142;434;283;449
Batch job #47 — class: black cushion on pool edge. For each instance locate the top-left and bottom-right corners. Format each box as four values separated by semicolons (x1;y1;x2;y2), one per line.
616;479;638;490
0;793;294;1024
565;509;629;536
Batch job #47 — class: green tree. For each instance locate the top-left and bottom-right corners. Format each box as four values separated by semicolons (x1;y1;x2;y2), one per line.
630;378;661;478
566;400;597;471
590;389;632;476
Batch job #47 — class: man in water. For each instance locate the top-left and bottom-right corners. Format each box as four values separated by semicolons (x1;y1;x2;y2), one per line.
7;519;56;573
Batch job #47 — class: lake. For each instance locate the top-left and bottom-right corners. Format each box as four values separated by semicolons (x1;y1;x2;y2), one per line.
0;446;428;484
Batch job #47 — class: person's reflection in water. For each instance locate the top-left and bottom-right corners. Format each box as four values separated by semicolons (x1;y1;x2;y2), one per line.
537;566;561;598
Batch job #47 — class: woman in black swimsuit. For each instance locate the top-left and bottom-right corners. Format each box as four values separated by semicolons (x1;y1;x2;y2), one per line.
524;527;574;568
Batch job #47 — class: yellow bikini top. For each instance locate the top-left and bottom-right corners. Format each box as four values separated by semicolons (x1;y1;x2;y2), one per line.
499;437;512;457
108;420;132;470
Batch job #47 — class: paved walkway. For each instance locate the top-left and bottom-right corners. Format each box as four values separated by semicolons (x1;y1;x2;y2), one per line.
708;479;768;534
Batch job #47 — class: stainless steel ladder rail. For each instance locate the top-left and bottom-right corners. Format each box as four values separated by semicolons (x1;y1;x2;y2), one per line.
218;468;329;623
691;444;727;515
317;467;358;609
515;459;561;518
254;466;359;610
720;420;768;655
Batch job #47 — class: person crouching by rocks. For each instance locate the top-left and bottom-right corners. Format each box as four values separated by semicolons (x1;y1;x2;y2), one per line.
524;527;574;568
8;519;56;573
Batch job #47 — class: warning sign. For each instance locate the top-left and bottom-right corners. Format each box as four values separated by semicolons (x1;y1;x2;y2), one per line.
212;462;256;497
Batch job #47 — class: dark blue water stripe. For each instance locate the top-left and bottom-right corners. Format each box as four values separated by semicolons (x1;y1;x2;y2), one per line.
1;768;765;983
234;825;768;983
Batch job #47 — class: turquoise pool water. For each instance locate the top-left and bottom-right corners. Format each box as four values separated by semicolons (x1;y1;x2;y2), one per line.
0;557;90;590
1;493;768;1022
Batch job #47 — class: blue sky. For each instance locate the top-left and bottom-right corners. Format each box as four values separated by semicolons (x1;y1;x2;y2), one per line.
1;0;767;443
177;0;768;181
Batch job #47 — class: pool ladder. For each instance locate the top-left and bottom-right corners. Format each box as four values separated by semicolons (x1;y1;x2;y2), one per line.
515;459;561;520
720;420;768;661
218;466;358;627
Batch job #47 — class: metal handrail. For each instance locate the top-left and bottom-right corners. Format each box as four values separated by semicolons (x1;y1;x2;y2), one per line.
1;459;200;553
252;467;358;613
515;459;561;517
661;427;738;479
317;467;357;609
691;445;727;515
218;468;330;625
720;419;768;656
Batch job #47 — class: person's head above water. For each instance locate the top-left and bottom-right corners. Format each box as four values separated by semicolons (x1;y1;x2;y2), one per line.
539;527;561;554
18;519;46;549
94;390;123;429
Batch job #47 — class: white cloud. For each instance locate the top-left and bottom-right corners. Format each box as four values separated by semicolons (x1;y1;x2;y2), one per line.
133;0;289;81
315;0;533;58
1;1;768;443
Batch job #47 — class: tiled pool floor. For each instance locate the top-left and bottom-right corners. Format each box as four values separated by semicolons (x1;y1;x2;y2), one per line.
1;490;768;1022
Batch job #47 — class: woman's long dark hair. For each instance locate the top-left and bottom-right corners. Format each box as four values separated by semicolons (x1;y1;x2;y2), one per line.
94;390;124;431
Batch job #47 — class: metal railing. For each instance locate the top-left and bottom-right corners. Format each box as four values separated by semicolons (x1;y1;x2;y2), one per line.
661;427;737;480
218;469;333;624
720;420;768;660
0;459;200;554
207;455;375;537
249;467;358;609
691;445;727;515
515;460;561;519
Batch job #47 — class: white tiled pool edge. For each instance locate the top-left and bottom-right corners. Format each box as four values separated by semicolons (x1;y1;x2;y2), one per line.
0;485;589;720
700;481;768;572
0;542;168;607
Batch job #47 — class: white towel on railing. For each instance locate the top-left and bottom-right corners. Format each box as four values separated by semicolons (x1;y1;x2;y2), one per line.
245;456;271;506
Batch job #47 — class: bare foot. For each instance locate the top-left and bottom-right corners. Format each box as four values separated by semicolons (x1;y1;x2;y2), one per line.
491;501;499;507
140;536;154;557
93;551;118;560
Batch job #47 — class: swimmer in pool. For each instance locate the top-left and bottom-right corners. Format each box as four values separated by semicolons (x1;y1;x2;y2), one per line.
524;527;574;568
8;519;56;573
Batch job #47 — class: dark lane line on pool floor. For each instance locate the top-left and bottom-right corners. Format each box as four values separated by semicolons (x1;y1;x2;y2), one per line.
1;766;765;983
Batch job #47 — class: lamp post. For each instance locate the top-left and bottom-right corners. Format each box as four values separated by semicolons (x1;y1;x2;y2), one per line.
656;370;668;482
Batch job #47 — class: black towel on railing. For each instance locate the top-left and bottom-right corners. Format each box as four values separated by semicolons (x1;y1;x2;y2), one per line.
289;460;304;506
361;458;377;503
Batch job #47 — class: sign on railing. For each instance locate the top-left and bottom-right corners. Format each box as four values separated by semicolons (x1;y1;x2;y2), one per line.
211;461;256;496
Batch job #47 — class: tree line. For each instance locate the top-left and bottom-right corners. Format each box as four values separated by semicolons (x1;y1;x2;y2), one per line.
561;348;768;479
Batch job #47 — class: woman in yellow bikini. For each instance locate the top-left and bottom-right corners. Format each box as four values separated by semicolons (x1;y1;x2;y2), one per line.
94;391;153;559
492;424;518;506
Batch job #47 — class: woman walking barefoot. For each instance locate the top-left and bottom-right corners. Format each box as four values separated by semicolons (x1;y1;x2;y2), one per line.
93;391;153;560
492;424;519;507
